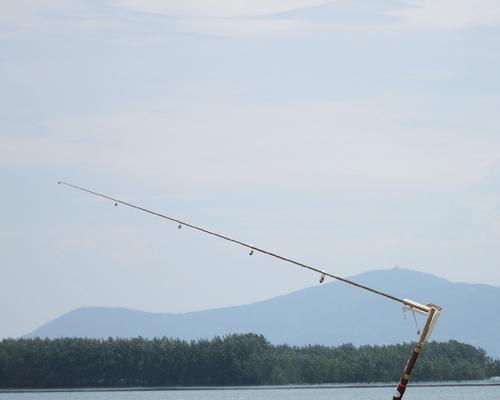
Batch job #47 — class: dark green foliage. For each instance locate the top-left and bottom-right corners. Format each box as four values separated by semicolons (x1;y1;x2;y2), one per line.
0;335;497;388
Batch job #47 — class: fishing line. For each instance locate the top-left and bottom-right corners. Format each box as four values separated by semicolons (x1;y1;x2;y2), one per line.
58;181;428;313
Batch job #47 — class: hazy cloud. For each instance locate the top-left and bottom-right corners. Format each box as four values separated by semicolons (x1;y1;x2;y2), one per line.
112;0;332;18
391;0;500;28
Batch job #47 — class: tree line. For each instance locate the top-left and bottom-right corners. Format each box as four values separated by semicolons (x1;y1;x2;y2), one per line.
0;334;499;388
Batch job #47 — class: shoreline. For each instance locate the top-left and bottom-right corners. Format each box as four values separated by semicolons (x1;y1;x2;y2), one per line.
2;381;500;393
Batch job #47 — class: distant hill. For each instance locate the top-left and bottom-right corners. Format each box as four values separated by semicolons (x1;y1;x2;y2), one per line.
25;268;500;358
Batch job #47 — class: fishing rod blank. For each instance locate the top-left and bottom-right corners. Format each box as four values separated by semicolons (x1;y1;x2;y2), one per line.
57;180;431;314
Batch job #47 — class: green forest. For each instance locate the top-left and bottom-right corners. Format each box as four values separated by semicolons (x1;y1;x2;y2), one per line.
1;334;499;388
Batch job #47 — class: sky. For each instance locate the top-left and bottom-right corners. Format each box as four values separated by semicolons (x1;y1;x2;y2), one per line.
1;0;499;339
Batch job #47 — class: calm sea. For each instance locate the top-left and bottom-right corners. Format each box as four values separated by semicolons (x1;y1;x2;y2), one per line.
1;384;500;400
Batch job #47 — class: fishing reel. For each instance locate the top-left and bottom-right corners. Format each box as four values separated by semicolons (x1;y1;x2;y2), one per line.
319;271;326;284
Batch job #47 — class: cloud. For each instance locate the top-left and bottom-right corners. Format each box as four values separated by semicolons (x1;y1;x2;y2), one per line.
3;0;500;38
112;0;330;18
2;97;495;190
172;17;307;37
391;0;500;29
0;0;87;28
112;1;407;36
0;0;132;34
0;0;325;38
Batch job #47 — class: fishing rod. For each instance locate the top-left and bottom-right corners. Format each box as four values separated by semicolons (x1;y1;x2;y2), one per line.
58;180;441;400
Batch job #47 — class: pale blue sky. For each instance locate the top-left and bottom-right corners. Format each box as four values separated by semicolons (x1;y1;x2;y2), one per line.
1;0;499;338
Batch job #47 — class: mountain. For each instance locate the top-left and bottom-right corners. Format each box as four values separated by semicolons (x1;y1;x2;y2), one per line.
25;268;500;358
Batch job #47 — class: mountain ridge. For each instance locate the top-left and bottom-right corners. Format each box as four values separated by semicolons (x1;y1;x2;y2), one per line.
25;268;500;358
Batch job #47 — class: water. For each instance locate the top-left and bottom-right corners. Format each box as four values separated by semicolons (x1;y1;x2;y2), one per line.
1;384;500;400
